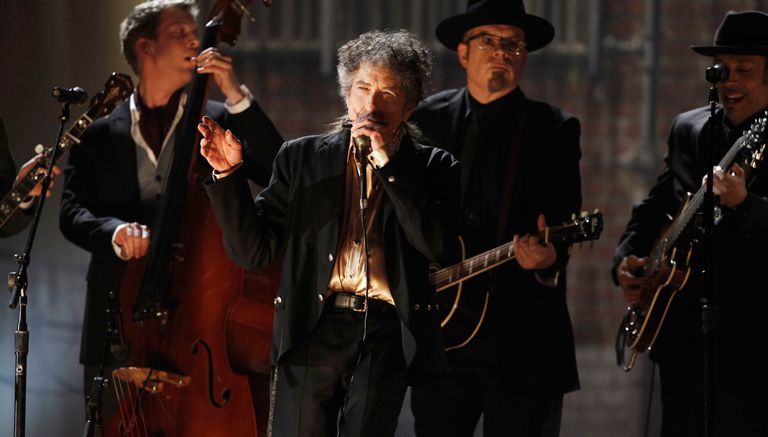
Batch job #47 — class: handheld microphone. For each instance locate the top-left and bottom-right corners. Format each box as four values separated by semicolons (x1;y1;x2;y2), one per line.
353;135;370;210
354;135;371;151
705;64;729;84
51;86;88;104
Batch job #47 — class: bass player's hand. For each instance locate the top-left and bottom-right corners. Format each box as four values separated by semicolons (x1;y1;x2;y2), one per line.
113;222;150;260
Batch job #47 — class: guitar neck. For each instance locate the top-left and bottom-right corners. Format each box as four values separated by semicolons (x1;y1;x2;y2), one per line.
650;132;752;262
429;213;603;291
428;225;574;291
0;107;98;226
430;239;517;291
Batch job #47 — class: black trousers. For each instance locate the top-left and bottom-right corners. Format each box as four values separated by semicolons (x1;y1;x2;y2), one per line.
411;370;563;437
270;299;407;437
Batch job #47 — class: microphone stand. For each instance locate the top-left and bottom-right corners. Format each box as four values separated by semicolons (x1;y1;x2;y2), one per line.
82;376;106;437
701;72;721;437
7;100;73;437
354;135;372;338
336;133;372;434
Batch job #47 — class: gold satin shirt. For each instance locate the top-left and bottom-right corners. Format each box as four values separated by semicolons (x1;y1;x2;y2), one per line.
327;144;395;305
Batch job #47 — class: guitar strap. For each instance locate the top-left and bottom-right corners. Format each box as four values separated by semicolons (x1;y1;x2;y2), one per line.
496;103;527;242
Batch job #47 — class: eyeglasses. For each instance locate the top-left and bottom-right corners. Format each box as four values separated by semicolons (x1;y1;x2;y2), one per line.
463;33;526;55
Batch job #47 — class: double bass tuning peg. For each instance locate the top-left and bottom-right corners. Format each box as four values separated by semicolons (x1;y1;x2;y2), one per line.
231;1;257;23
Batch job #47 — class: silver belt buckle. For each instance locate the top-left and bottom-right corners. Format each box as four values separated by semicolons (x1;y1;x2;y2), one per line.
352;295;367;313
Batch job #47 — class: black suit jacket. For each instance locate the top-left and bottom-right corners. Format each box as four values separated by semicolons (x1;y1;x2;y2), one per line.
59;98;283;365
612;106;768;435
205;128;461;384
411;87;582;397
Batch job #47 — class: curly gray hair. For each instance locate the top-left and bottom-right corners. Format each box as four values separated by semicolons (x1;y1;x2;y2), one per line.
337;30;433;108
119;0;199;74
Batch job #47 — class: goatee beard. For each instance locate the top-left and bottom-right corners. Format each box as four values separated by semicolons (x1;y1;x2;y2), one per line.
487;70;510;94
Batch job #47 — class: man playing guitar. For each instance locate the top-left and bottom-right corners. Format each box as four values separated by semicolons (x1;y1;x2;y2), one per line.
613;10;768;437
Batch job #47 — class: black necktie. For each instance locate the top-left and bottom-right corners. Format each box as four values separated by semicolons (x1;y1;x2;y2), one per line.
461;109;483;204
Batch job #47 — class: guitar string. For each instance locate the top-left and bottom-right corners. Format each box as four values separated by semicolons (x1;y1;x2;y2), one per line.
429;219;600;285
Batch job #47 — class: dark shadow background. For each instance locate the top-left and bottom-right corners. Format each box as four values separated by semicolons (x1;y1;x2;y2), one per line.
1;0;765;435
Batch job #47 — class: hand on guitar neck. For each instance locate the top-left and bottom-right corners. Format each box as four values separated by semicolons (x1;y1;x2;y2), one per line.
616;162;750;303
705;163;747;208
434;211;603;351
513;214;557;270
14;153;61;200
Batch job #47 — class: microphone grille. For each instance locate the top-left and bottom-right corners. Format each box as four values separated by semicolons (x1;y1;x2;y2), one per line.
354;135;371;149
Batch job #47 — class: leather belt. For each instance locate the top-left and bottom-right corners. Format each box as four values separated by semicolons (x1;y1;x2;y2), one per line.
330;293;391;313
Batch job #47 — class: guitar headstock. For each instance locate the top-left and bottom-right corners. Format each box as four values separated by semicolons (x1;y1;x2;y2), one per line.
546;210;604;244
88;73;134;117
742;111;768;169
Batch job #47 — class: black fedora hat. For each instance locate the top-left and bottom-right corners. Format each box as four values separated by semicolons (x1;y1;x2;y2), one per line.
436;0;555;52
691;10;768;56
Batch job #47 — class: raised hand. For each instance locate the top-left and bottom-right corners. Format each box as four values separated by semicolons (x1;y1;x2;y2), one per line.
198;116;243;172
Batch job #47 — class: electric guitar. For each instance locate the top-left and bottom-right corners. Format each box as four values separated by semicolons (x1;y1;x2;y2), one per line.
616;112;768;371
431;211;604;351
0;72;133;228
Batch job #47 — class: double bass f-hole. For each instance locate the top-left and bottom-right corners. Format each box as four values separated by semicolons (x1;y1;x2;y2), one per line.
192;339;232;408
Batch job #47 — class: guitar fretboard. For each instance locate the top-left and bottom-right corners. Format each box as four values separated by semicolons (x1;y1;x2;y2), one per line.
0;69;135;227
650;114;767;264
0;110;98;226
429;215;602;291
430;240;516;291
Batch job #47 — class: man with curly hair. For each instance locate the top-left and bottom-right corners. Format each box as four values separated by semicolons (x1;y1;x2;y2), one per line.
198;29;460;436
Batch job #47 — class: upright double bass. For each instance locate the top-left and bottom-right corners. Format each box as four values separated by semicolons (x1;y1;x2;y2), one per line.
107;1;279;435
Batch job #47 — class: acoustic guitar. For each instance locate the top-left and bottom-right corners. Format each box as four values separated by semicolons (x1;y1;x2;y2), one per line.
431;211;604;351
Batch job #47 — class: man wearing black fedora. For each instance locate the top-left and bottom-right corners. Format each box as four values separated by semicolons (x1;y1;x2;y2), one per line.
614;10;768;437
409;0;582;435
